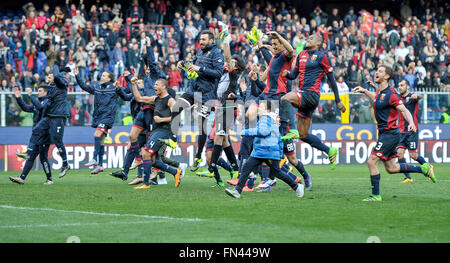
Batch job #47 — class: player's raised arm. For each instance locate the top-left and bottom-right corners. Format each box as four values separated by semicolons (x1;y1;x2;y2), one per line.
74;67;95;94
353;86;376;101
14;87;34;112
267;31;294;58
131;77;156;104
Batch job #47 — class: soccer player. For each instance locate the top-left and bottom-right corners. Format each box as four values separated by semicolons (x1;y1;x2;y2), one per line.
129;77;183;189
110;37;166;181
395;79;431;183
225;100;304;199
352;65;436;202
205;37;245;187
162;30;224;170
10;86;52;185
74;67;119;174
24;66;71;178
281;34;346;170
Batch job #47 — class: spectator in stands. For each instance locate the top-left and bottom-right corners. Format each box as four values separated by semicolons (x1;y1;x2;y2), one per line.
70;100;90;126
6;103;22;126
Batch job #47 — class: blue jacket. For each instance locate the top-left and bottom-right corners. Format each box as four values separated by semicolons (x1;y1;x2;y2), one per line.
75;76;118;127
15;95;49;126
46;66;70;118
241;114;283;160
186;43;224;103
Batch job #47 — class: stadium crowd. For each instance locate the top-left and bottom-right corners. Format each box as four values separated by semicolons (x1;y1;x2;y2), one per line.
0;0;449;127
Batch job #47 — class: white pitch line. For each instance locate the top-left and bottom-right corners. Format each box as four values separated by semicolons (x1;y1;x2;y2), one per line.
0;220;168;229
0;205;204;222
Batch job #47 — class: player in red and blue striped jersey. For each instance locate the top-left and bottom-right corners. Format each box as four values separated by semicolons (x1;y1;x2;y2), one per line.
280;34;346;170
396;79;431;183
353;65;436;202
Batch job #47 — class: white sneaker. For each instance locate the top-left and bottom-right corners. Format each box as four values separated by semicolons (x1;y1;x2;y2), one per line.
157;177;167;185
225;188;241;199
258;178;276;189
179;163;187;179
295;183;304;198
44;180;53;185
84;159;98;167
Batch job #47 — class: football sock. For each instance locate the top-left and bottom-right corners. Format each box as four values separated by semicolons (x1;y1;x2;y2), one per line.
301;134;330;154
370;174;381;196
213;166;222;184
93;136;101;161
123;141;139;174
195;134;207;159
57;145;68;167
142;159;153;185
208;145;223;172
153;159;177;176
260;164;270;180
293;159;310;180
137;165;144;176
399;163;423;173
223;145;239;172
218;157;232;172
98;145;105;167
398;158;411;179
416;156;427;165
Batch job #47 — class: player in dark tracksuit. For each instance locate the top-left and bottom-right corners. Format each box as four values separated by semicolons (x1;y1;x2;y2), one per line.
110;36;167;181
75;68;119;175
281;35;346;171
166;30;224;171
395;79;431;183
25;65;71;178
353;65;436;202
10;86;52;185
129;78;183;189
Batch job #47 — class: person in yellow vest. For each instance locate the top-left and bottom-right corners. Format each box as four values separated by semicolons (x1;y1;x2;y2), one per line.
122;112;133;126
440;105;450;124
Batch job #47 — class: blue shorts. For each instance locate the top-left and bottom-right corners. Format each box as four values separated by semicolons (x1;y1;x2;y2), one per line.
31;117;66;145
145;128;172;155
397;132;419;153
372;129;401;161
295;90;320;121
92;121;112;134
133;109;153;131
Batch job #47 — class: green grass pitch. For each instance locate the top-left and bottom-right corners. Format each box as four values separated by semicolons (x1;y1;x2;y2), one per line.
0;164;449;243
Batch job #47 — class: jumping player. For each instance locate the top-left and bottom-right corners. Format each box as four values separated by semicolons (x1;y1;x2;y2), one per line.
352;65;436;202
281;34;346;170
11;86;52;185
75;67;118;174
128;77;183;189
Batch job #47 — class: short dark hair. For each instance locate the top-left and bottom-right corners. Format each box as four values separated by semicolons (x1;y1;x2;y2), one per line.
400;79;410;87
38;85;48;92
200;30;214;40
380;65;394;80
232;55;245;74
157;79;168;88
260;100;272;112
104;71;114;82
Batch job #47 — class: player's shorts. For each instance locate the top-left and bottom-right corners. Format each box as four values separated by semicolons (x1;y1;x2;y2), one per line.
93;122;112;135
137;131;148;148
206;138;215;152
295;90;320;121
283;139;296;156
371;129;401;161
214;104;236;136
31;117;66;145
397;132;419;153
132;109;153;131
144;128;172;155
238;136;254;160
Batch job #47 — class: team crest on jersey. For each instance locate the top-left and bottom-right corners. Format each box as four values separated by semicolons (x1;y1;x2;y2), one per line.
406;97;410;103
380;94;386;101
311;54;317;61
